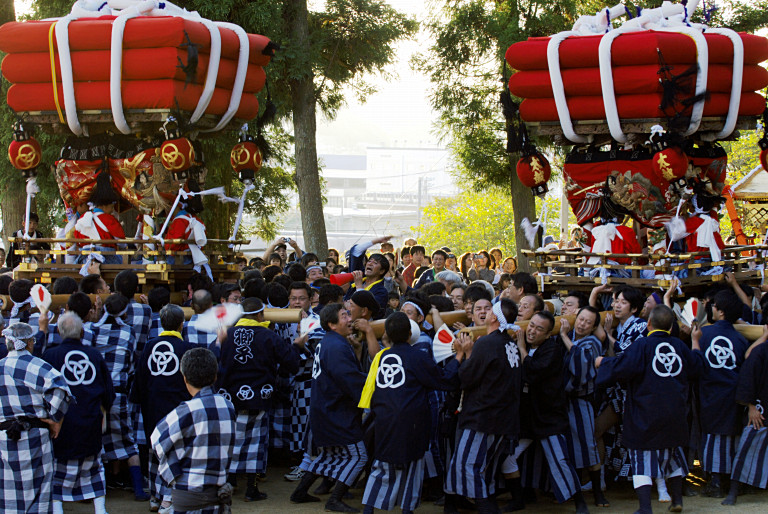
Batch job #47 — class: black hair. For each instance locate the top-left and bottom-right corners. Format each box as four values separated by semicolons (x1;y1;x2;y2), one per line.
104;293;129;318
114;269;139;298
0;275;12;295
79;274;104;294
301;253;319;267
499;298;518;325
148;286;171;313
242;297;264;316
235;256;248;265
402;294;430;320
262;265;283;283
421;281;446;296
464;283;493;304
242;269;263;283
266;282;289;308
312;277;331;288
400;246;412;258
67;292;93;320
648;304;675;331
52;276;78;295
181;347;218;388
523;294;545;314
272;274;293;291
8;278;33;303
614;285;645;316
320;303;344;331
368;253;390;275
159;304;185;331
89;170;120;206
577;305;602;329
183;179;204;214
511;272;538;294
242;278;266;300
533;309;556;331
290;281;312;297
429;295;454;312
385;311;412;345
188;272;214;295
431;249;448;260
318;284;344;306
566;291;589;308
713;290;742;324
27;212;39;223
410;245;426;256
286;263;308;283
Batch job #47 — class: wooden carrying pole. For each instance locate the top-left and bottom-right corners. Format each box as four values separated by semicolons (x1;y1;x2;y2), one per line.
0;294;301;323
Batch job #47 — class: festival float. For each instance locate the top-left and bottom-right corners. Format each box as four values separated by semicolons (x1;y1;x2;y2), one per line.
505;0;768;295
0;0;274;289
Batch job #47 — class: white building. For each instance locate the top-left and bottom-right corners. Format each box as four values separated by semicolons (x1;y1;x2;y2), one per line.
244;146;457;255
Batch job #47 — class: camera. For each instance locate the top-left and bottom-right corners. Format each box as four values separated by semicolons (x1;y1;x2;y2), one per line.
282;237;290;243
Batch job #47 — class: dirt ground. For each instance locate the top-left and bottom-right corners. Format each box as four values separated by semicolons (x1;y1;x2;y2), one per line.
58;465;768;513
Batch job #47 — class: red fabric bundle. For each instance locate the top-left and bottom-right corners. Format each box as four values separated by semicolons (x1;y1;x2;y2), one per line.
0;16;273;66
518;91;765;122
2;49;266;92
54;158;101;209
563;147;675;227
508;64;768;98
7;80;259;119
506;32;768;70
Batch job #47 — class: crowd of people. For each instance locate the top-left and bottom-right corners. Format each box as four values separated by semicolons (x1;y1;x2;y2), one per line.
1;232;768;514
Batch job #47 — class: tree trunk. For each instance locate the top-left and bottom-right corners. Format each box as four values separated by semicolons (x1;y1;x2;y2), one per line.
0;0;17;250
286;0;328;259
509;155;535;272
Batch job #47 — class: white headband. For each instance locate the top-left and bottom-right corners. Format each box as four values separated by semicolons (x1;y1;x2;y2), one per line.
242;306;265;315
2;327;31;351
10;297;33;319
306;265;322;273
492;301;520;333
402;301;423;318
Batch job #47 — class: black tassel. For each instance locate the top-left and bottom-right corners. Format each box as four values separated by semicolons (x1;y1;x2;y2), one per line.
177;31;199;87
263;40;281;56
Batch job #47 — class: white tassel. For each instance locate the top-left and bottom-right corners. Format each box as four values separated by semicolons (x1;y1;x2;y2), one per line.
521;217;539;248
665;216;687;242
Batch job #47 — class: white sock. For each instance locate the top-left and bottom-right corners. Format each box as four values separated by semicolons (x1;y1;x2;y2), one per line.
53;500;64;514
93;495;107;514
656;477;668;493
633;475;652;488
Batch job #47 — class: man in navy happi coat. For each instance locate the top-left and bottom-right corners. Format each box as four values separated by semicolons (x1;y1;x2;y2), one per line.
361;312;464;513
290;303;368;512
691;290;749;497
43;313;114;514
597;305;701;514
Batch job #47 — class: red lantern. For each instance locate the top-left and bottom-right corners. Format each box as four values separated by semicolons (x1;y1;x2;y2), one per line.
8;122;41;171
230;132;262;184
652;146;688;187
160;137;195;173
517;152;551;196
159;117;194;175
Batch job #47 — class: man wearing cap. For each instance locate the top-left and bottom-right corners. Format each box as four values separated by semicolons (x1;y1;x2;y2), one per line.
414;249;448;289
263;237;303;268
42;313;114;514
344;236;393;317
444;298;522;514
217;297;302;502
1;322;73;513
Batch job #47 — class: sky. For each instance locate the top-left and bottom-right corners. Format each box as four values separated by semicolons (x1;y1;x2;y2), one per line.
314;0;439;155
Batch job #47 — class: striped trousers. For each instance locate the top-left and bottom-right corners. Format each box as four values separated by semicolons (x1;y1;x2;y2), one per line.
444;428;507;499
566;397;600;469
229;410;269;474
629;447;688;480
306;440;367;487
701;433;736;474
362;458;424;511
731;425;768;489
